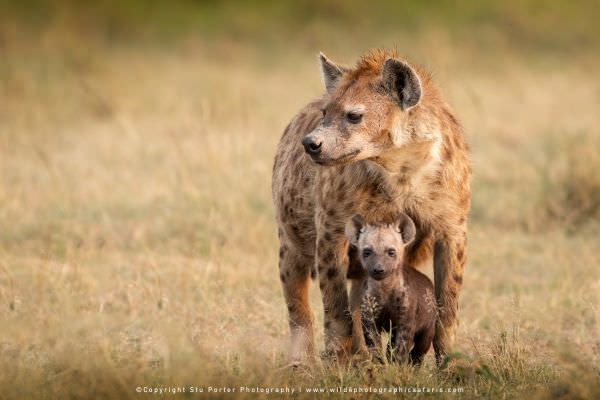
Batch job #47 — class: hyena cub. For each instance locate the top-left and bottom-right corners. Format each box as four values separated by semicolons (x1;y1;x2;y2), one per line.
346;213;437;364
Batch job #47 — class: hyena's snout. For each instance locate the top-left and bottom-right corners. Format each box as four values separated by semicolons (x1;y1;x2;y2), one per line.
301;135;322;156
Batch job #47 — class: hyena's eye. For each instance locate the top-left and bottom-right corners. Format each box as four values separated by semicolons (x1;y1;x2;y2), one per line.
362;249;372;258
386;248;397;258
346;112;363;124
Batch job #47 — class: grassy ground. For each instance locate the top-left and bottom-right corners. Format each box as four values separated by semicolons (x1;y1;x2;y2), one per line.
1;1;599;399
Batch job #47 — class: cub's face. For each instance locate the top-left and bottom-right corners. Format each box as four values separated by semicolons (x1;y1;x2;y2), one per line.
345;213;416;281
357;224;405;280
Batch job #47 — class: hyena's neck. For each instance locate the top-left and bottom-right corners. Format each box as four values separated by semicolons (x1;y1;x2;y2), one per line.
373;137;441;177
371;106;444;182
366;137;442;207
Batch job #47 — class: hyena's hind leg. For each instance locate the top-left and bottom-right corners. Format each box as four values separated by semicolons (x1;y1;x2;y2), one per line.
433;231;467;365
278;242;315;365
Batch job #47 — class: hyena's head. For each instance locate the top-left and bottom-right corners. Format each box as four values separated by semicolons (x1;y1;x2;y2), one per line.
302;50;424;166
345;213;416;280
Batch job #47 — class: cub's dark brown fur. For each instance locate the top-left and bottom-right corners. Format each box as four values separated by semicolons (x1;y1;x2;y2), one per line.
347;214;436;364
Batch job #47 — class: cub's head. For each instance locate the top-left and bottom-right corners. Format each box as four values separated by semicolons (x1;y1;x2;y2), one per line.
302;50;424;166
345;213;416;280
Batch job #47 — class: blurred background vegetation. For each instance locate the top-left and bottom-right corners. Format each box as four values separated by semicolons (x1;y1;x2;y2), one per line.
2;0;599;53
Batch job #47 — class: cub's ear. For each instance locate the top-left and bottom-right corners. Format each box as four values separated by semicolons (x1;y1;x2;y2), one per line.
345;214;364;246
382;58;422;110
319;52;347;93
395;213;416;245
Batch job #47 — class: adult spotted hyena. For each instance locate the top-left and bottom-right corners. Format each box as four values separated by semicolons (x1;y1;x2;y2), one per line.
272;49;470;364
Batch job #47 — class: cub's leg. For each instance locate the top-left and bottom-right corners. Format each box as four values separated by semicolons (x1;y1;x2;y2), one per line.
410;324;434;365
394;332;415;364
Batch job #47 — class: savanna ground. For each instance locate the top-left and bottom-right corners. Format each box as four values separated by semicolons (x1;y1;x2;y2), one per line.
1;1;599;399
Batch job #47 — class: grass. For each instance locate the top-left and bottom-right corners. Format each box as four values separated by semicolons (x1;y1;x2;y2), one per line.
0;1;599;399
536;132;600;231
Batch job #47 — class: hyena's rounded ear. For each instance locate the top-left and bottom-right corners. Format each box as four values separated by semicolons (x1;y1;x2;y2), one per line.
382;58;422;110
396;213;416;245
319;52;349;94
345;214;364;246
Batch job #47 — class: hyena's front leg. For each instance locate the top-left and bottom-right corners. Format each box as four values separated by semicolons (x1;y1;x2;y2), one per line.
349;277;368;355
279;243;315;365
433;230;467;365
316;228;352;359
